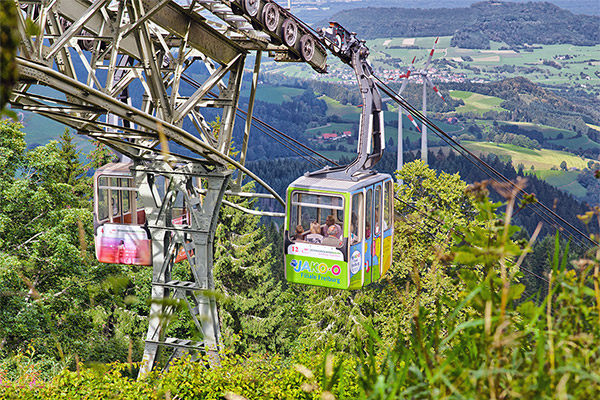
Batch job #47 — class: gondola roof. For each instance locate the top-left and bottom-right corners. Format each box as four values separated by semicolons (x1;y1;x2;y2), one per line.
289;172;391;193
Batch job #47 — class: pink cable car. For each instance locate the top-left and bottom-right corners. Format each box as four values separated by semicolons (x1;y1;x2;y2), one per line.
93;163;151;265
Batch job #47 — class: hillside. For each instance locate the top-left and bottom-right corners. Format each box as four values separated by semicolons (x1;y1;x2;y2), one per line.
444;77;600;150
322;1;600;48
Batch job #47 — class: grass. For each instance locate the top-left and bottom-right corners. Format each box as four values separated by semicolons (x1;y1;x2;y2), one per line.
306;122;354;136
530;170;588;198
449;90;509;115
495;121;575;139
320;96;362;121
458;141;593;198
462;141;593;171
586;123;600;132
484;121;599;150
549;135;599;150
246;85;305;104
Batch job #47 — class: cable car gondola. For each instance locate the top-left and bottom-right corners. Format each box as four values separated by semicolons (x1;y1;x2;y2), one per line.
284;23;394;289
93;162;152;265
284;172;393;289
93;162;192;266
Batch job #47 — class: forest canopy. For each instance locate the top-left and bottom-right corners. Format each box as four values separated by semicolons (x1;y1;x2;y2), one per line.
322;1;600;48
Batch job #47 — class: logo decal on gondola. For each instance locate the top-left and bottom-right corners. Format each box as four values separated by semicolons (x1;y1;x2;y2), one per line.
350;251;361;275
290;259;341;276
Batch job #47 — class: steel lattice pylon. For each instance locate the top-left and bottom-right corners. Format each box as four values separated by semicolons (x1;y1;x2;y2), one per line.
10;0;327;373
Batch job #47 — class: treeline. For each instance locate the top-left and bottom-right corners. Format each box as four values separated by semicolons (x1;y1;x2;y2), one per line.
445;77;600;140
323;1;600;48
232;89;329;161
459;130;541;150
248;150;595;240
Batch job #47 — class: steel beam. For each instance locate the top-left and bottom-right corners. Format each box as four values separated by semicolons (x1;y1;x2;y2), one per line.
135;161;231;375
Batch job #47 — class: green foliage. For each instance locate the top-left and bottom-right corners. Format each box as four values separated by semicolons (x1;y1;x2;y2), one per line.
214;184;296;354
326;2;599;47
0;123;148;373
0;1;19;113
0;352;361;399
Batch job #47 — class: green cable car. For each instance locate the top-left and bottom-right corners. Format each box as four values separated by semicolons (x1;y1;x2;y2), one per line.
284;173;393;290
284;23;394;289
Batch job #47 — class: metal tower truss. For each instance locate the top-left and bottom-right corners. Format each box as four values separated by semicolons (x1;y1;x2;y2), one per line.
10;0;327;372
134;159;230;374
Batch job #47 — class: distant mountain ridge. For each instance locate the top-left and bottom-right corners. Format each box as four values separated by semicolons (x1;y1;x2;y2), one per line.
322;1;600;48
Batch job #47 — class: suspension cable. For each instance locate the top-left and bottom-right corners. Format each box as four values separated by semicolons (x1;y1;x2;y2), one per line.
374;76;598;248
179;73;339;167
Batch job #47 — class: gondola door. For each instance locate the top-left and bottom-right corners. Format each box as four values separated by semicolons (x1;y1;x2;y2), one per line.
381;179;393;276
348;191;365;289
363;187;373;285
371;181;383;282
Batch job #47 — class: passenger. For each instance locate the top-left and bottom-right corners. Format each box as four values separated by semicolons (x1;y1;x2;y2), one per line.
350;212;359;244
365;221;371;239
322;225;342;247
305;221;323;244
293;225;305;241
322;215;342;239
350;222;358;244
117;240;125;263
111;198;119;217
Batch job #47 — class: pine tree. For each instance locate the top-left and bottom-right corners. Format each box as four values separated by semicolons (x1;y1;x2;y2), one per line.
0;123;148;365
213;184;297;354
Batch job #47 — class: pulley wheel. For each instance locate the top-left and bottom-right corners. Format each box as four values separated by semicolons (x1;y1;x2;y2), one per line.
299;34;315;61
261;3;279;32
243;0;259;17
333;34;342;53
281;18;298;47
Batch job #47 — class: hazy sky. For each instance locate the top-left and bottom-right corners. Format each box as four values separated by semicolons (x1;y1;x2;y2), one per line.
287;1;599;16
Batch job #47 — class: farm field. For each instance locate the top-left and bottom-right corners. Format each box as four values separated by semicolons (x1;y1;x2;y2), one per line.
321;96;362;120
267;36;600;93
312;95;464;148
461;141;595;197
306;122;354;136
475;119;600;150
462;141;593;171
244;85;305;104
449;90;509;115
529;170;588;198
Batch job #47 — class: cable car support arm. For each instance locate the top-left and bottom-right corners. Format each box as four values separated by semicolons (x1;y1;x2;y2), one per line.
314;23;385;178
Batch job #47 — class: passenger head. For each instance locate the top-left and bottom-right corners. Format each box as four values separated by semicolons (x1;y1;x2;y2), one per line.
325;215;335;226
295;225;304;236
310;221;321;234
327;225;337;237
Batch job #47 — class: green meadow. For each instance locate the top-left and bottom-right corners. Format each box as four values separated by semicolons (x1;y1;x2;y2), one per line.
485;120;599;150
530;170;588;198
449;90;509;114
462;141;593;171
461;141;594;197
250;85;305;104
